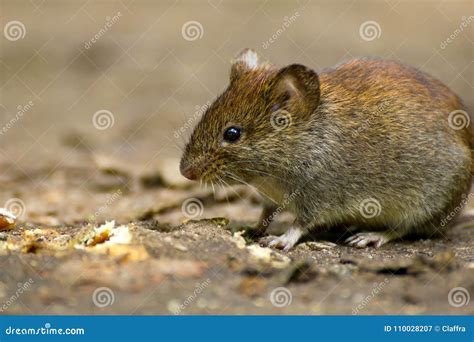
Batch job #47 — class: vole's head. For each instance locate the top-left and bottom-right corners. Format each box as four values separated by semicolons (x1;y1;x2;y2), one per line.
180;49;320;185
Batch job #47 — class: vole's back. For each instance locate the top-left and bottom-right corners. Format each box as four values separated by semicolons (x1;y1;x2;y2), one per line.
322;58;460;105
320;58;471;148
309;58;472;235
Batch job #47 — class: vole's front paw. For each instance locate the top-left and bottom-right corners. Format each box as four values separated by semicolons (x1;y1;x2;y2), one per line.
260;236;295;251
345;232;392;248
260;226;303;251
258;235;278;247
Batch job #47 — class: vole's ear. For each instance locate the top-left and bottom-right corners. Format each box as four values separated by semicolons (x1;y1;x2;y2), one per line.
230;48;259;83
269;64;320;119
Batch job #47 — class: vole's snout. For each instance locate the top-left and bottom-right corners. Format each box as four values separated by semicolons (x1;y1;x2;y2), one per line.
180;161;199;181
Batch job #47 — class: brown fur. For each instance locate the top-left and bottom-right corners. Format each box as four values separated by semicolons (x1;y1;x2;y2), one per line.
180;49;472;247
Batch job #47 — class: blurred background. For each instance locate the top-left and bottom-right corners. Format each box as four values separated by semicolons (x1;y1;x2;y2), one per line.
1;0;472;172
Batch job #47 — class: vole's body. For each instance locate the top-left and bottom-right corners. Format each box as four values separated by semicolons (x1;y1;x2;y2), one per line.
180;49;472;250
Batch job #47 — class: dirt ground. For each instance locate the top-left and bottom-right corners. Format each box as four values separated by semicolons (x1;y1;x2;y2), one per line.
0;0;473;315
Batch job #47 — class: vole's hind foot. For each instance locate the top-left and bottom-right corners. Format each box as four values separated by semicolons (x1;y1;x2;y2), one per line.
260;226;303;251
345;231;393;248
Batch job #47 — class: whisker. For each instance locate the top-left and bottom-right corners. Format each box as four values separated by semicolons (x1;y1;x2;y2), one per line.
224;160;298;186
211;181;216;198
219;176;249;203
215;176;232;205
171;141;184;153
238;167;289;184
223;171;278;205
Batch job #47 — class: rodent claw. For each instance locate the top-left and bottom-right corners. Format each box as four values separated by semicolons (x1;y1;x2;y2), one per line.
345;232;391;248
264;227;303;251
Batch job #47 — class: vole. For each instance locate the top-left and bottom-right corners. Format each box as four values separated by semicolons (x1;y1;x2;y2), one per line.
180;48;472;251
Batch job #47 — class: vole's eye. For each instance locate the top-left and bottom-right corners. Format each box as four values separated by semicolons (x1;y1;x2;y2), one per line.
223;126;242;143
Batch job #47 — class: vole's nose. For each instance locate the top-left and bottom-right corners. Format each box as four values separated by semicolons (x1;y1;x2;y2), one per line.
180;163;199;181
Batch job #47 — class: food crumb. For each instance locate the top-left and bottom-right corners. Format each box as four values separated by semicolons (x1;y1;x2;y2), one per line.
0;209;17;231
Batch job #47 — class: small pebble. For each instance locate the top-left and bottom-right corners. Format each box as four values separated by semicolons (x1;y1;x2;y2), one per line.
305;241;336;251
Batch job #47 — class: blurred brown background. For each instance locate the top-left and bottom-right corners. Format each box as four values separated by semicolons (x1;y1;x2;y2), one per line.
1;0;473;171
